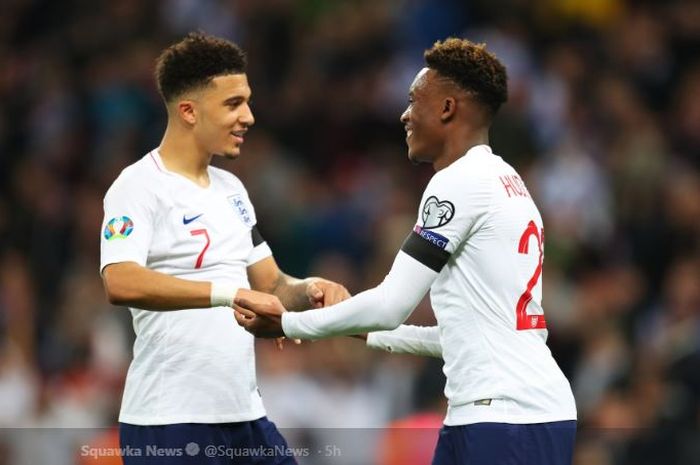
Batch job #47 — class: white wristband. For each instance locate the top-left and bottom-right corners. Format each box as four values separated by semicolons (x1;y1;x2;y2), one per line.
210;282;238;308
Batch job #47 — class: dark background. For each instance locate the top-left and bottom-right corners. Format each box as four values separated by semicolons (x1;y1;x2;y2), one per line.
0;1;698;464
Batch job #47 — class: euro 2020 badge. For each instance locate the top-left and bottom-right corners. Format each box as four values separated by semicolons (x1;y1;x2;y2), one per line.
104;216;134;241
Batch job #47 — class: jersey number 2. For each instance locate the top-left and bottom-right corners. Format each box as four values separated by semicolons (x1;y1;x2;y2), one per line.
190;229;210;269
516;221;547;330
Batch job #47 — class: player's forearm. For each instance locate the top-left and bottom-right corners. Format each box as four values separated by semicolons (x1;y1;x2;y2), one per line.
367;325;442;358
102;262;216;310
268;273;315;311
282;252;436;339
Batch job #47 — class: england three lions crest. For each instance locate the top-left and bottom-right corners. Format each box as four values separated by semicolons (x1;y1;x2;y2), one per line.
228;194;254;227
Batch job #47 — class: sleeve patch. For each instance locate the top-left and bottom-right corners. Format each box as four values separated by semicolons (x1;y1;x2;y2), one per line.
103;216;134;241
421;196;455;228
414;225;449;250
251;226;265;246
401;231;451;272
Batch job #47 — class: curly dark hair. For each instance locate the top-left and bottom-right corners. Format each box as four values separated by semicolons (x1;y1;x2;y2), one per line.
424;38;508;117
155;32;247;103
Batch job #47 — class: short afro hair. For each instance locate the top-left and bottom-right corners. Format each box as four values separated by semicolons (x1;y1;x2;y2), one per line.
424;38;508;116
155;32;247;103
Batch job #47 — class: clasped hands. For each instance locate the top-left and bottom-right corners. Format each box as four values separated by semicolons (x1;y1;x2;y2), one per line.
233;279;349;339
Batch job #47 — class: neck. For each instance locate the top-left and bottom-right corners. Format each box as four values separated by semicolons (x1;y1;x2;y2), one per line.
433;127;489;171
158;122;212;186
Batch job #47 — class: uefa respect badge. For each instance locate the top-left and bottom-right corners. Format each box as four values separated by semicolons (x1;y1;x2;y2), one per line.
104;216;134;241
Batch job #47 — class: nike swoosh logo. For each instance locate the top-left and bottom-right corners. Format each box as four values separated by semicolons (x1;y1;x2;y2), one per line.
183;214;204;225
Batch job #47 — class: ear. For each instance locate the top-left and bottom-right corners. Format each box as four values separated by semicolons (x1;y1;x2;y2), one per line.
440;97;456;122
177;100;197;125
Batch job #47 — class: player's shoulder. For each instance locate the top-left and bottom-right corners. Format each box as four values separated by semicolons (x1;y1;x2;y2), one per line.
208;165;247;191
427;146;493;190
457;144;508;173
105;152;162;198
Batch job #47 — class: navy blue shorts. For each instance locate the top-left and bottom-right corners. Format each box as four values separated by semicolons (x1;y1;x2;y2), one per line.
432;421;576;465
119;417;297;465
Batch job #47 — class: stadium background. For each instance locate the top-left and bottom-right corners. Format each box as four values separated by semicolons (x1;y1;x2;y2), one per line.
0;0;699;464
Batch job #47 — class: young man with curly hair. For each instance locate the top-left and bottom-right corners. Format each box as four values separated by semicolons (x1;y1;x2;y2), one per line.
236;38;577;465
100;33;349;464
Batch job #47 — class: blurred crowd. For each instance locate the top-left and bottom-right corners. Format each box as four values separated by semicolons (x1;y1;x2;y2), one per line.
0;0;699;464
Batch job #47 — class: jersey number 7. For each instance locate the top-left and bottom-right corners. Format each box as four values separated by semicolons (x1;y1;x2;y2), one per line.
190;229;210;269
516;221;547;330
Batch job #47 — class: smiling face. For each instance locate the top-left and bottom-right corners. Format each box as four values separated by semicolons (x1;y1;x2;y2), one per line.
188;73;255;160
400;68;447;165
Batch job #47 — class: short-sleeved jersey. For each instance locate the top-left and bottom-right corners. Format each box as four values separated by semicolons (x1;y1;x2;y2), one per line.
412;145;576;425
100;149;271;425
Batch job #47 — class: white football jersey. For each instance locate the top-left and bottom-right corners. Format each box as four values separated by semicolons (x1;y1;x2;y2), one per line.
100;149;271;425
415;145;576;425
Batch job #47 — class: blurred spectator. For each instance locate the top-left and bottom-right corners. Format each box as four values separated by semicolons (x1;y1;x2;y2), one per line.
0;1;698;464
